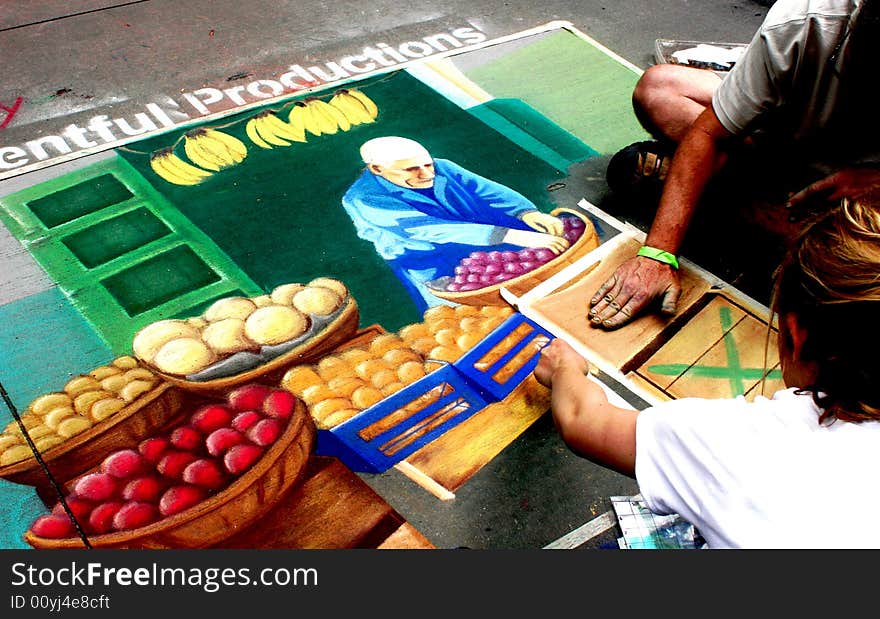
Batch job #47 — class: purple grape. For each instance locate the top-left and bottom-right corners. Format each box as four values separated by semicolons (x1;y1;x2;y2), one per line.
446;282;461;291
454;274;467;285
487;251;504;263
518;248;536;262
469;251;488;263
501;251;519;262
504;262;525;275
466;273;481;283
485;263;502;276
520;261;537;272
459;282;482;291
533;248;555;262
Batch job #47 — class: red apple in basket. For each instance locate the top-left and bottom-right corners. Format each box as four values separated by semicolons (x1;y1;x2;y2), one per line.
156;451;199;480
88;501;124;534
122;475;167;502
246;418;282;447
190;404;234;434
74;473;118;502
138;437;170;465
159;485;206;517
113;501;159;531
30;514;77;539
52;496;94;522
227;384;272;411
262;389;296;420
101;449;146;479
170;426;202;452
223;444;264;475
231;410;263;432
182;458;226;490
206;427;245;457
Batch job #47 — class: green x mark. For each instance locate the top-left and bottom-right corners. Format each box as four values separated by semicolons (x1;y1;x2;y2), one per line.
646;306;782;397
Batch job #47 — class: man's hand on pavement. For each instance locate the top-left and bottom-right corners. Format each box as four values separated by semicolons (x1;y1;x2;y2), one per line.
503;228;570;254
521;211;565;236
588;256;681;329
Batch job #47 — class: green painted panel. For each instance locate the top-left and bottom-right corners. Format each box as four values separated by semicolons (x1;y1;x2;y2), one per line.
464;30;651;154
26;173;133;229
61;207;172;268
101;245;221;317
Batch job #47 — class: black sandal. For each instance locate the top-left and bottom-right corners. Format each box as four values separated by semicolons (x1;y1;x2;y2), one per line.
605;140;676;197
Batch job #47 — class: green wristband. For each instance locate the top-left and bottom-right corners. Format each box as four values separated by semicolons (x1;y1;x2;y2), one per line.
637;245;679;270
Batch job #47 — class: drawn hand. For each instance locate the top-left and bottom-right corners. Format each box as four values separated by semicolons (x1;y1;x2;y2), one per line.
521;211;565;236
588;256;680;330
503;228;570;254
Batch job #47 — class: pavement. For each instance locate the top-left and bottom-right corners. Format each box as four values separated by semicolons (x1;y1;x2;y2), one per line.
0;1;774;549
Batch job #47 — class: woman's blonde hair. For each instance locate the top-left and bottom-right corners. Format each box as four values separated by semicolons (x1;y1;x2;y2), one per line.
771;198;880;424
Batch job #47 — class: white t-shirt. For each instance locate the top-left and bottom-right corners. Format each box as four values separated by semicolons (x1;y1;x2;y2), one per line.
712;0;878;166
635;387;880;548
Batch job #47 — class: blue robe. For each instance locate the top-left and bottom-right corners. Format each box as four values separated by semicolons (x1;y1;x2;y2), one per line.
341;158;539;311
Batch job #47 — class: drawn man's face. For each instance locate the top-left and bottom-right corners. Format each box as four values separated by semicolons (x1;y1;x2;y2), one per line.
370;156;435;189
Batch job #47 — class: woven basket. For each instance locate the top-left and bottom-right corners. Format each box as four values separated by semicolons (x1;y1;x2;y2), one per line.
427;207;599;306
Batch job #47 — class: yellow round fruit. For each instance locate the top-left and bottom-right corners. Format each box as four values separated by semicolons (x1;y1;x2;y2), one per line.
351;385;384;409
73;390;112;416
34;435;64;452
456;331;485;351
307;277;348;299
397;360;427;384
203;296;257;322
269;283;306;306
381;381;406;396
99;374;128;393
292;286;342;316
281;365;324;397
318;408;360;429
30;393;73;417
327;375;367;398
112;355;139;370
427;346;461;363
354;358;390;381
122;368;156;383
398;323;430;343
132;319;201;362
370;369;398;390
316;356;352;382
310;397;354;421
368;333;408;356
301;384;339;406
251;294;273;308
244;305;310;346
43;406;76;430
186;317;208;330
89;365;121;381
423;305;455;323
119;379;155;403
153;337;216;375
89;397;126;421
434;328;460;348
202;318;255;354
0;444;33;465
64;375;101;397
56;416;92;438
382;347;422;366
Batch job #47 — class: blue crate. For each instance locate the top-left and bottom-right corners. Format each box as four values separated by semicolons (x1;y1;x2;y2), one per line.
315;312;553;473
454;312;553;401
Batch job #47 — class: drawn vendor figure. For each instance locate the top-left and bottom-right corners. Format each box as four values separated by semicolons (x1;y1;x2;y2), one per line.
341;136;569;311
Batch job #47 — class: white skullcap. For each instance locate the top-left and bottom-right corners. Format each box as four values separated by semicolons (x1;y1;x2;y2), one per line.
360;136;431;165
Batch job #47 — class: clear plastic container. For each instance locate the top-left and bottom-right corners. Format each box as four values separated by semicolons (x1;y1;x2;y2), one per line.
654;38;748;72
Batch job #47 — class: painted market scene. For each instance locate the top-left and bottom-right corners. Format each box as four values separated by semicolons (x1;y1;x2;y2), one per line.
3;0;878;551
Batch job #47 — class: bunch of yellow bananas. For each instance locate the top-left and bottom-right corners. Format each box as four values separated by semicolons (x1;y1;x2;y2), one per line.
327;89;379;126
245;111;307;149
183;128;248;171
149;148;214;186
282;89;379;140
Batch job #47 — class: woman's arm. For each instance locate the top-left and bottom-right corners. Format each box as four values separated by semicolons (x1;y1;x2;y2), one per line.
534;338;639;477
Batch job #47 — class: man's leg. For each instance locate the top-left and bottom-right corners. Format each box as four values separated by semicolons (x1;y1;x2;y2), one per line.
632;64;722;143
605;65;722;199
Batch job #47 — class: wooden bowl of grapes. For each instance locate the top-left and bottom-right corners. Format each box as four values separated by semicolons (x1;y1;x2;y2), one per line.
426;207;600;306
